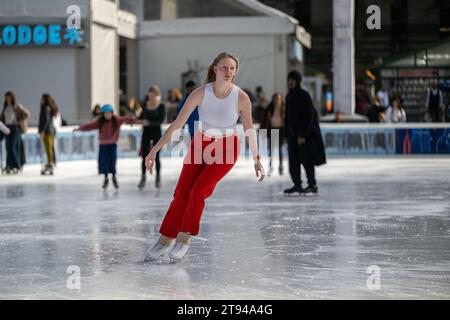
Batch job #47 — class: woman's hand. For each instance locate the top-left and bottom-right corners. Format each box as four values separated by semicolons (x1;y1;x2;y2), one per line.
145;148;158;174
40;132;45;140
254;158;265;182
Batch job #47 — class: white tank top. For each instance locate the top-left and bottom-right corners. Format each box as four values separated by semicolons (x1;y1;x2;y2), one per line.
198;82;240;136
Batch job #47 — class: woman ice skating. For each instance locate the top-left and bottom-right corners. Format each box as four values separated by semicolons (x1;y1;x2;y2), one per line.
145;52;265;262
74;104;139;189
0;91;29;174
38;93;59;175
138;85;166;189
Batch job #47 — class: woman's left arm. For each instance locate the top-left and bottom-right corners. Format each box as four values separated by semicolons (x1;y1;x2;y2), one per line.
238;90;265;182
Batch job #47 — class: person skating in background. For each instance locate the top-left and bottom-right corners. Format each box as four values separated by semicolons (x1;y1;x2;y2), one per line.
283;70;326;196
74;104;140;189
38;93;59;175
138;85;166;189
253;85;267;124
261;93;286;176
92;104;101;118
120;97;142;118
167;88;183;104
385;96;407;123
144;52;265;262
51;97;65;167
176;80;199;140
0;91;29;174
425;81;445;122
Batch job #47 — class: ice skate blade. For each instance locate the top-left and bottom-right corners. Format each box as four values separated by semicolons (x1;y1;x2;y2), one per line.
144;253;163;262
143;257;166;265
144;256;160;262
284;192;301;197
144;245;174;262
301;192;318;197
169;257;184;264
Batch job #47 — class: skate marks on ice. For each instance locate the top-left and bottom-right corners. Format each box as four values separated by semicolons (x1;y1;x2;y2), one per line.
0;158;450;298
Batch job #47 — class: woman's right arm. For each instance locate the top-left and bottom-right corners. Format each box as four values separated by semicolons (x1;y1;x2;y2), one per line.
151;86;204;152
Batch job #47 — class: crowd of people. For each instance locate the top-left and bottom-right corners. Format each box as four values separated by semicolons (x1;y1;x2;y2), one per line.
0;91;65;175
355;81;448;123
21;49;450;261
2;73;447;198
2;49;449;266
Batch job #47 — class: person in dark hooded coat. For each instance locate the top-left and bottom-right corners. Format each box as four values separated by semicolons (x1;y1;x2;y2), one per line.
284;70;326;195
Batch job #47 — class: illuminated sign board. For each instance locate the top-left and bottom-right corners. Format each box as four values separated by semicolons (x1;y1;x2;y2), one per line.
0;24;85;47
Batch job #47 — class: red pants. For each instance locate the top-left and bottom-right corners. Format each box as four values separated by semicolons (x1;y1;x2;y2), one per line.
160;131;240;238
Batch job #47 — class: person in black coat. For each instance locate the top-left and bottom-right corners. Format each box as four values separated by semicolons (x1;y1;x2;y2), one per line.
283;70;326;195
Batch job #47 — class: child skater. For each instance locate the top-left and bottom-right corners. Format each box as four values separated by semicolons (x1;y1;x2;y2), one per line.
74;104;139;189
144;52;265;262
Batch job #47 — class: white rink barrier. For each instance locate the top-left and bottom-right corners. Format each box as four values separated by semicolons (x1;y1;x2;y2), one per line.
1;123;450;165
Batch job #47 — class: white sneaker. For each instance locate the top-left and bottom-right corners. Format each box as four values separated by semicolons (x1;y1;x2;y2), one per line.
145;241;173;260
168;242;190;262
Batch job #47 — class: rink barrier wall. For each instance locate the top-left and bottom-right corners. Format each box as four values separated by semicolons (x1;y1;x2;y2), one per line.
1;124;449;165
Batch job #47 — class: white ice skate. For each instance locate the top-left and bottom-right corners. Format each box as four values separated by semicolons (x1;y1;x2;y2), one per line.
40;164;54;176
169;242;190;263
145;241;173;261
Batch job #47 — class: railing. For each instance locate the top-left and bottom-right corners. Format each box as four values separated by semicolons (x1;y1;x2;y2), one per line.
1;123;450;166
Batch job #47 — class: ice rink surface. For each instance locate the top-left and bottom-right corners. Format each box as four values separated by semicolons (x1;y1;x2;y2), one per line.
0;156;449;299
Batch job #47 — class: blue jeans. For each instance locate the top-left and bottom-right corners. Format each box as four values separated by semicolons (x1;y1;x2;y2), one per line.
5;125;21;169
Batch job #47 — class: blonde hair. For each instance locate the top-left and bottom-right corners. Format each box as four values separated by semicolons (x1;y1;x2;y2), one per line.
205;52;239;83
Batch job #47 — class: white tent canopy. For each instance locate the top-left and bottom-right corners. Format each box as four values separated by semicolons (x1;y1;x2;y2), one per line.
140;17;296;38
139;0;310;47
137;0;310;104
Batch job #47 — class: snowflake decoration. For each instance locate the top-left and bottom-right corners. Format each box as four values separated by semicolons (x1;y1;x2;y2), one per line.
64;28;84;45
